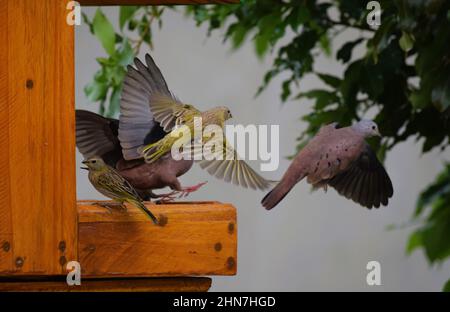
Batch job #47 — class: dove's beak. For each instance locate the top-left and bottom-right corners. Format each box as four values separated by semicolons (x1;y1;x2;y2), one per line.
375;129;382;137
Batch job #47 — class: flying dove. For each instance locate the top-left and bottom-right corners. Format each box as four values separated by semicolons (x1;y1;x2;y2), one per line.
127;53;272;191
262;120;393;209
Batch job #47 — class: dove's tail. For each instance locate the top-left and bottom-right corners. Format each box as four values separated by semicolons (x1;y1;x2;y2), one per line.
261;176;302;210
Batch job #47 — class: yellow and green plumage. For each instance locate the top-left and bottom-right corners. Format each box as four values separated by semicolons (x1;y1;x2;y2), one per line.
138;93;272;191
130;53;273;191
82;157;158;224
140;95;229;164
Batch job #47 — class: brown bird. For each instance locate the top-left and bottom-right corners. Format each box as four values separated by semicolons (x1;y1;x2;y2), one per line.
262;120;393;210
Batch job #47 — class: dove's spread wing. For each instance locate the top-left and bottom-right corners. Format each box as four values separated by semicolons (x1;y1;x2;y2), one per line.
198;138;273;191
327;144;393;208
76;110;122;167
119;54;174;160
149;94;201;132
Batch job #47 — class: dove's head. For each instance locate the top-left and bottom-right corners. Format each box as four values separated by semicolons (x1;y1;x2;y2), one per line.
82;157;107;171
353;119;381;137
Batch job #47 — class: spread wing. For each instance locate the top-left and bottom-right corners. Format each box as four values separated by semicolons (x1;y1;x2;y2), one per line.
327;144;393;208
197;138;273;191
75;110;122;167
119;54;174;160
149;94;201;131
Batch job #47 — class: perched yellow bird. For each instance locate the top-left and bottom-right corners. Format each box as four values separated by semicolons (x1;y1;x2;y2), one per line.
136;54;273;191
82;157;158;224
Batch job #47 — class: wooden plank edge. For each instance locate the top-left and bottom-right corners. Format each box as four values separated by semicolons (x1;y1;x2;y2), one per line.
0;277;212;292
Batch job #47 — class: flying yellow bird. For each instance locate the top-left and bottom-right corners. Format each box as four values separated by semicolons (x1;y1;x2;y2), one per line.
136;54;273;191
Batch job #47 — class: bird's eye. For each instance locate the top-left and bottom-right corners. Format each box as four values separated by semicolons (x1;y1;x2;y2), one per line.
372;126;376;130
92;160;96;163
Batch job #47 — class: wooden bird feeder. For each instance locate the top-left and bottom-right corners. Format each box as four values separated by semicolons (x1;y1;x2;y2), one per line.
0;0;238;292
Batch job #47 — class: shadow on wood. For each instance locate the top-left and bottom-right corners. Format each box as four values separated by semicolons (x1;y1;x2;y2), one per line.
78;201;237;277
0;277;212;292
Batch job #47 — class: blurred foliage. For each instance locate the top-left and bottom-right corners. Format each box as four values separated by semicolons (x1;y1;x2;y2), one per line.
186;0;450;155
407;164;450;262
84;0;450;289
444;278;450;292
82;6;165;117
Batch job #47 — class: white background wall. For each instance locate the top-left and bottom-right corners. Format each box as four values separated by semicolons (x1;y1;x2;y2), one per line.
76;7;450;291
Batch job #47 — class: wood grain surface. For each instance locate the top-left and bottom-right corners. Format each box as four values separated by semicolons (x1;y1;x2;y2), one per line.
78;201;237;277
0;0;76;275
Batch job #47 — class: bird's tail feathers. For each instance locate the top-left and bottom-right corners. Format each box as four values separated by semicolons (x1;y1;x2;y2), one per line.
132;199;158;225
261;180;296;210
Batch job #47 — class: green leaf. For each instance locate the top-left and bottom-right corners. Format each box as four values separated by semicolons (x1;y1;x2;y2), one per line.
117;39;135;66
93;8;116;56
431;79;450;111
317;73;341;88
297;89;339;110
443;279;450;292
119;6;139;30
409;90;429;110
319;34;331;56
421;217;450;262
336;39;363;63
84;79;108;102
229;24;248;49
406;231;423;255
255;33;270;58
415;165;450;217
399;31;414;52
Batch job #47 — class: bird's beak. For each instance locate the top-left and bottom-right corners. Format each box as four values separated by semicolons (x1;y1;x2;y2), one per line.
375;129;382;137
81;160;89;170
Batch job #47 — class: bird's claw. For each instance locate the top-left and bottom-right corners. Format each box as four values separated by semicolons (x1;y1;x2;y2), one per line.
155;191;179;204
178;181;208;198
154;182;207;203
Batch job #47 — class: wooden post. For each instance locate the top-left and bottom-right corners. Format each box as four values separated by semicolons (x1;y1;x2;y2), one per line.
0;0;76;275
